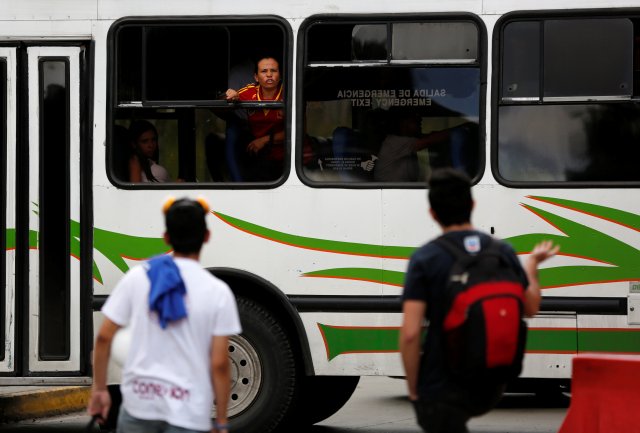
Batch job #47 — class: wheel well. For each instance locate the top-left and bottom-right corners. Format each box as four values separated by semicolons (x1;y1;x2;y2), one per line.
208;267;314;375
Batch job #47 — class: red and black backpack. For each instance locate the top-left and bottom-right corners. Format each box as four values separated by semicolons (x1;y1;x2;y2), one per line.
435;235;527;382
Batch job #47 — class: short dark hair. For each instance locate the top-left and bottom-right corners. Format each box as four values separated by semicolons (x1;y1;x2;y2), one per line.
254;56;280;73
164;198;208;253
428;168;473;226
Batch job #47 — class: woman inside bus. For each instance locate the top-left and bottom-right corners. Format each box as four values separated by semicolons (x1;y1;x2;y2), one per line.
128;120;172;183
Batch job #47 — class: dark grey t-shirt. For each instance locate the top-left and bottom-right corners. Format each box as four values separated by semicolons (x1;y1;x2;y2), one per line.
402;230;528;400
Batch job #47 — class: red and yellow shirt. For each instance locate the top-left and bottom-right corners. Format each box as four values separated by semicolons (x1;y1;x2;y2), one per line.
237;82;285;139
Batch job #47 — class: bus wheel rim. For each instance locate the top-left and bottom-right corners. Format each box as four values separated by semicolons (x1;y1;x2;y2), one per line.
226;334;262;416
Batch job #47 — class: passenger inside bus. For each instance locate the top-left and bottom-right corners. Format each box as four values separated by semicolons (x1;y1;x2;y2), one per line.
373;110;436;182
223;56;285;181
128;120;172;183
427;121;479;178
315;105;479;182
374;110;480;182
329;108;388;181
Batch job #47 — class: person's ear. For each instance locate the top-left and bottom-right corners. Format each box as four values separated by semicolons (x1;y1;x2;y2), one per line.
203;230;211;244
163;232;171;246
429;208;439;223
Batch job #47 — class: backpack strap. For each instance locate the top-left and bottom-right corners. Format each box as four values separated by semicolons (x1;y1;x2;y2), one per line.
434;235;470;261
435;234;501;260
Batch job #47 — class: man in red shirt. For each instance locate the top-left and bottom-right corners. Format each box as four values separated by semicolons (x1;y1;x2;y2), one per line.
226;57;285;181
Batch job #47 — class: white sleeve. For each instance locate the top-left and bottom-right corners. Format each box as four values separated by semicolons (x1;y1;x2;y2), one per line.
212;286;242;336
101;268;137;326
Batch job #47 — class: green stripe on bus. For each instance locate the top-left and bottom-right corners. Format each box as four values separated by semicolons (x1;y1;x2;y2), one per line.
28;229;38;249
578;329;640;353
303;268;405;286
531;196;640;231
527;329;577;352
4;225;170;285
6;228;16;250
505;203;640;288
318;325;640;360
215;199;640;290
214;212;415;259
3;229;51;249
93;226;171;283
318;324;401;360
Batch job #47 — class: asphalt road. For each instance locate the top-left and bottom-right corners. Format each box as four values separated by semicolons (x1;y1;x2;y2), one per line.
0;376;569;432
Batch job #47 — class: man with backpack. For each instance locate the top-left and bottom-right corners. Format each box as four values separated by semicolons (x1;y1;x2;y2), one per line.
400;168;559;433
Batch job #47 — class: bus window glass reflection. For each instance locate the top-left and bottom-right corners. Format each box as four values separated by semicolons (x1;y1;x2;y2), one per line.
302;19;482;185
497;16;640;184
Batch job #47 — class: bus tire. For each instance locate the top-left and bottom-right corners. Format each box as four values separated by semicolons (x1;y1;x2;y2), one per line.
295;375;360;425
224;297;299;433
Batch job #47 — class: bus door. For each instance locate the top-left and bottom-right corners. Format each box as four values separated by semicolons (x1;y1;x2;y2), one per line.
0;45;89;377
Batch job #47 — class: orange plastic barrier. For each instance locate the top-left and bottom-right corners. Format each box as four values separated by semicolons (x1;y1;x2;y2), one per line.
558;354;640;433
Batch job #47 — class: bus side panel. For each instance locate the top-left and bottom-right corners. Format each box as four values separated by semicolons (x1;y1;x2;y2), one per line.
300;311;404;376
521;314;576;379
577;315;640;356
476;187;640;299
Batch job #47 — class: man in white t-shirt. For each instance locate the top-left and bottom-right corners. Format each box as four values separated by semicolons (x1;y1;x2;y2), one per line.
88;197;242;433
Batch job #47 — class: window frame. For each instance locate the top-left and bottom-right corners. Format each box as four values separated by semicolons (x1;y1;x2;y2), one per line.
106;15;293;190
38;57;72;360
296;13;488;189
0;58;5;361
492;9;640;188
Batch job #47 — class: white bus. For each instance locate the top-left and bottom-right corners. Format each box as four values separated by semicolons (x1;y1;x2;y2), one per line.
1;0;640;431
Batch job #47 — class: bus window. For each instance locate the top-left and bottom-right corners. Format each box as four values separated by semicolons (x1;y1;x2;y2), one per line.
391;22;477;62
306;23;387;63
501;21;540;102
40;59;71;360
109;19;288;185
543;19;632;100
300;18;483;186
144;26;228;102
116;26;142;104
352;25;387;61
496;15;640;184
0;58;5;362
